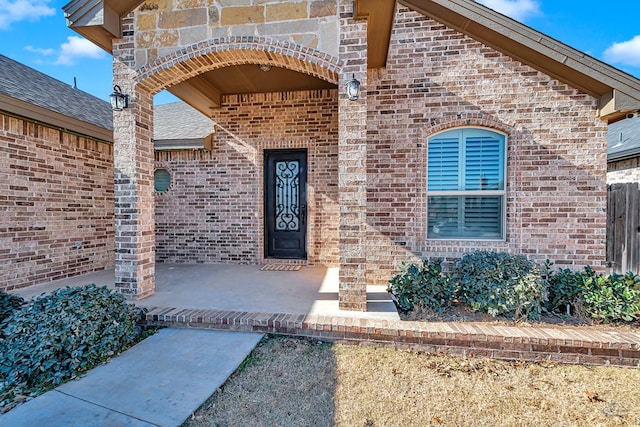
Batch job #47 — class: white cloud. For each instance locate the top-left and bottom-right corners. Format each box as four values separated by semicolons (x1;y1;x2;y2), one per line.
603;35;640;68
24;45;56;56
54;36;105;66
0;0;55;30
475;0;541;22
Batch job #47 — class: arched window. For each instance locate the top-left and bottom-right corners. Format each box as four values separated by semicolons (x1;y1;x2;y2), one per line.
427;128;506;240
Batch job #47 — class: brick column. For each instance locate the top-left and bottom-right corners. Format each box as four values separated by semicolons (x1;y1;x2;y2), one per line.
112;17;155;299
338;1;367;311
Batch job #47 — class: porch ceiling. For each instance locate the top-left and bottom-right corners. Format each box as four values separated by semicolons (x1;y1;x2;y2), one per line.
167;64;337;117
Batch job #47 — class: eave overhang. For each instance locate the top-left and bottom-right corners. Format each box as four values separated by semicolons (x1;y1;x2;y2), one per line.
0;93;113;142
63;0;144;53
154;136;214;151
354;0;397;69
608;147;640;163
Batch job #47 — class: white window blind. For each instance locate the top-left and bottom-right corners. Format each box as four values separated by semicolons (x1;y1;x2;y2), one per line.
427;133;459;191
427;128;505;239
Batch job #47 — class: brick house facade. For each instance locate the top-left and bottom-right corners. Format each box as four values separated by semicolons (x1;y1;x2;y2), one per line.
0;114;115;291
608;115;640;184
0;55;115;291
155;91;340;267
62;0;640;310
609;157;640;184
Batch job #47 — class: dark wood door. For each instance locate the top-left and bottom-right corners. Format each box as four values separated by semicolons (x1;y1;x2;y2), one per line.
264;149;307;259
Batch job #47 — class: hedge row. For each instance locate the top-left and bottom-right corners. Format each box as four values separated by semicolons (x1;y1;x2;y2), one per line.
388;251;640;322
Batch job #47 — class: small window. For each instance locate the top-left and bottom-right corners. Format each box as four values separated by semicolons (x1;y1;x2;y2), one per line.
154;168;171;193
427;128;506;240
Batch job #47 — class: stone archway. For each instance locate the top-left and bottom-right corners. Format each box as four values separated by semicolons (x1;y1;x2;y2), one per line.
136;36;341;95
112;9;370;312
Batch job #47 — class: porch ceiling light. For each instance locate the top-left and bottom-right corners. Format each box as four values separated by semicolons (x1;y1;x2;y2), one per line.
346;74;360;101
109;85;129;111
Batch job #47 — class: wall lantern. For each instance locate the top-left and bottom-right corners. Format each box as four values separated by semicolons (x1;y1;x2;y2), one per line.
109;85;129;111
346;74;360;101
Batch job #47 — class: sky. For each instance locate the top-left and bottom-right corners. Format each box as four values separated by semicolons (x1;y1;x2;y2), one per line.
1;0;640;106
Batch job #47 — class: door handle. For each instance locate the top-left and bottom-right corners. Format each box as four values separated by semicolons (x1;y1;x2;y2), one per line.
300;204;306;224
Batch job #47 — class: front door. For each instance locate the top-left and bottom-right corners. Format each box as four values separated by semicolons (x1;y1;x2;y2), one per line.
264;149;307;259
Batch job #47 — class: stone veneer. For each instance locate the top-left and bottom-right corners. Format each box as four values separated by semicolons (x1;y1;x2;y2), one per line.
0;112;114;291
154;90;339;266
134;0;338;67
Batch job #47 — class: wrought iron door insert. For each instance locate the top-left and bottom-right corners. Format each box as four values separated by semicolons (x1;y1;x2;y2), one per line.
264;149;307;259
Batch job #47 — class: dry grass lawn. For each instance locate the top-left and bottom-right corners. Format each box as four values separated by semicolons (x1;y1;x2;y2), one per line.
183;335;640;427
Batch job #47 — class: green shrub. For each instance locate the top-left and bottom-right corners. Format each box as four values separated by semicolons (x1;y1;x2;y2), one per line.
454;251;546;320
0;292;25;326
543;263;594;314
387;258;455;313
582;272;640;323
0;285;146;399
544;263;640;323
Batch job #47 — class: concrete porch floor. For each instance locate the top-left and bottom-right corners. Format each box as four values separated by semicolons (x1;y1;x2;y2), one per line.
14;264;640;367
16;263;399;320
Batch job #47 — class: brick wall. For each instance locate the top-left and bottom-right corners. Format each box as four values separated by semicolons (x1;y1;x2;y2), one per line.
337;0;368;310
608;158;640;183
154;89;339;265
113;13;157;299
0;112;114;291
365;8;608;284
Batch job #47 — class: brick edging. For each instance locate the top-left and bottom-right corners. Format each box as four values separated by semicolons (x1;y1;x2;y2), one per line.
144;307;640;368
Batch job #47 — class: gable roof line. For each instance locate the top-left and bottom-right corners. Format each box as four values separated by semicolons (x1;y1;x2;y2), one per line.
609;147;640;162
608;116;640;161
0;94;113;143
0;54;113;141
64;0;640;122
398;0;640;121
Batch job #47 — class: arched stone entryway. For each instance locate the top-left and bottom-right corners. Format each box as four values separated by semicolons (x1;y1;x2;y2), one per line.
136;37;341;93
112;9;369;311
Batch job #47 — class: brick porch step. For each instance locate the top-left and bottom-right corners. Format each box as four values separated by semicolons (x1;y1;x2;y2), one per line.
144;307;640;368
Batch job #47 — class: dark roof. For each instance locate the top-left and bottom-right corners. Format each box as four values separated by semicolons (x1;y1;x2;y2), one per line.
608;116;640;161
154;102;213;145
0;54;112;131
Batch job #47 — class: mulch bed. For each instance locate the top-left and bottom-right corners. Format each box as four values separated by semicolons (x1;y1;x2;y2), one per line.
400;302;640;332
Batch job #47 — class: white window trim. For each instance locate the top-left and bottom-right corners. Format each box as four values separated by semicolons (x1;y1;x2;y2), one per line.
427;127;508;242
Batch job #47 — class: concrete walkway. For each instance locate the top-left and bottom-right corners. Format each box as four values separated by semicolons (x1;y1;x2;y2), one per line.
0;328;263;427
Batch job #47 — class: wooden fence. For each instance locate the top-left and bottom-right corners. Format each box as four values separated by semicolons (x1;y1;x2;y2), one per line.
607;182;640;275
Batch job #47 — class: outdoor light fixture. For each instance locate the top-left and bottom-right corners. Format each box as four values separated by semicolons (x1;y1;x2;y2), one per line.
258;64;272;72
109;85;129;111
346;74;360;101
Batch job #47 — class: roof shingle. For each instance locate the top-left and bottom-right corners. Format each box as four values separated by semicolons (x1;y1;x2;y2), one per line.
0;54;112;131
608;116;640;161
